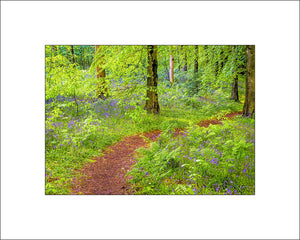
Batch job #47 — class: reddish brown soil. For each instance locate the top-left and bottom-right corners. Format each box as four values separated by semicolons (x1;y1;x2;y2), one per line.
71;130;161;195
198;111;242;128
174;111;242;136
70;112;242;195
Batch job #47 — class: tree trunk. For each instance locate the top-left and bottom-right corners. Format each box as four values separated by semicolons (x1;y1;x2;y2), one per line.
169;48;174;84
243;45;255;117
145;45;160;114
70;45;75;64
231;70;239;101
177;46;181;71
95;45;107;99
194;45;198;74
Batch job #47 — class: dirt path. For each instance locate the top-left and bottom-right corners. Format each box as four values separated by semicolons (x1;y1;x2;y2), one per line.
71;111;242;195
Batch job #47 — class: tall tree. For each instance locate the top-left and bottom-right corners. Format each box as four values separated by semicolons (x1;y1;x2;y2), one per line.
95;45;108;99
70;45;75;64
231;47;239;102
243;45;255;117
177;46;181;71
145;45;160;114
231;69;239;101
194;45;199;73
169;47;174;84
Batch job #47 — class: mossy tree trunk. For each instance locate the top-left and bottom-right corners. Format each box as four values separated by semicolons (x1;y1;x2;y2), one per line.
95;45;108;100
243;45;255;117
70;45;75;64
231;46;239;101
231;70;239;101
145;45;160;114
194;45;199;74
177;46;181;71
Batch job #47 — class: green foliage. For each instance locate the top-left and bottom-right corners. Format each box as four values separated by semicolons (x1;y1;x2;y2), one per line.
90;45;148;101
45;45;251;195
45;53;96;100
128;116;255;195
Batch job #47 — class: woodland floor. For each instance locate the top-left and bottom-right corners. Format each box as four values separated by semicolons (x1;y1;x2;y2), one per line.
71;111;242;195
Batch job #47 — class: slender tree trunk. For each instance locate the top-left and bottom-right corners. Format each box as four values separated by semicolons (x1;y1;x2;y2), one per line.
231;70;239;101
95;45;107;99
243;45;255;117
145;45;160;114
70;45;75;64
194;45;199;74
82;46;85;69
49;46;54;72
169;48;174;84
177;46;181;71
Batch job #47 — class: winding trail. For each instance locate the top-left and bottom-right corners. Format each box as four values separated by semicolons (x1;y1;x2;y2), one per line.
71;111;242;195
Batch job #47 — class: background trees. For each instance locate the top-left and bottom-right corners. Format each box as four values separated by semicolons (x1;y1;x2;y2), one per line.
45;45;254;118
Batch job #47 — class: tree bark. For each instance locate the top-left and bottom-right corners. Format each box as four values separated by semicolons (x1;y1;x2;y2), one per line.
243;45;255;117
231;70;239;101
70;45;75;64
194;45;199;74
177;46;181;71
95;45;107;99
145;45;160;114
169;48;174;84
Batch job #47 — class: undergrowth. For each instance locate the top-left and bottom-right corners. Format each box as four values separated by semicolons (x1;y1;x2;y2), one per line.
45;81;244;194
127;116;255;195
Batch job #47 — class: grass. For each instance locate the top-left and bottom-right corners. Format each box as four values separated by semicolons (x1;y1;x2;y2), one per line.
45;83;249;195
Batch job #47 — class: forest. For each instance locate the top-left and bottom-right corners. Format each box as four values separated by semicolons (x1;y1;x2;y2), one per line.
45;45;255;195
